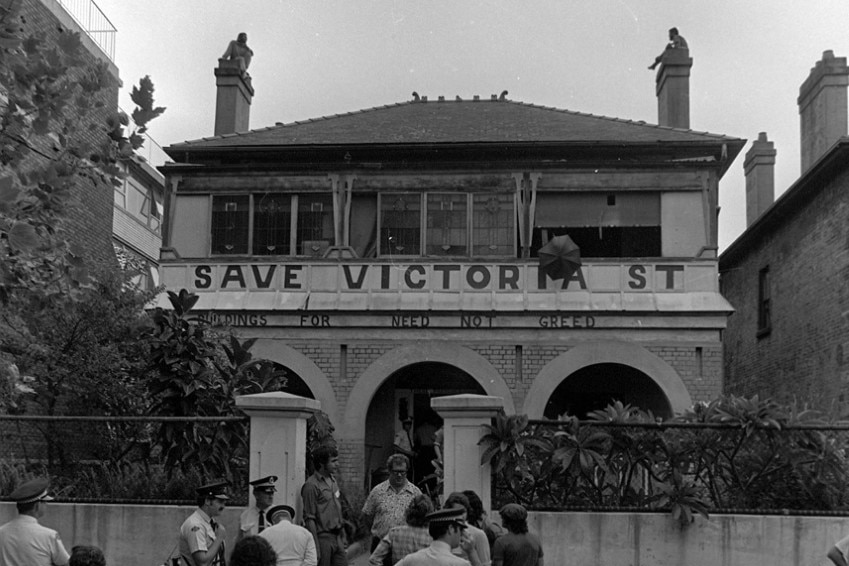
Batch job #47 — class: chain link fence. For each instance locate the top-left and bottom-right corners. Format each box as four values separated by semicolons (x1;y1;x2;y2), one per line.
0;415;249;505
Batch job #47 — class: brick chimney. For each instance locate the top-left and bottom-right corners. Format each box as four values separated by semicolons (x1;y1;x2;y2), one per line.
744;132;776;227
214;59;254;136
798;50;848;173
655;48;692;129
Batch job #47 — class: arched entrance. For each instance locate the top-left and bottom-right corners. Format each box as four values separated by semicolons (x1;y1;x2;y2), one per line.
522;341;692;418
272;362;314;400
364;362;485;492
543;363;672;419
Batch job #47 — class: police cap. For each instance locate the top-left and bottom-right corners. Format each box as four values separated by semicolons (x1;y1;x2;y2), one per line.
425;507;467;528
266;504;296;523
195;480;230;500
249;475;278;493
8;478;54;504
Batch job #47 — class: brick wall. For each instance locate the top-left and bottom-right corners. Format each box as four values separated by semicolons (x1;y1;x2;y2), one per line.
283;338;718;484
18;0;120;266
722;167;849;415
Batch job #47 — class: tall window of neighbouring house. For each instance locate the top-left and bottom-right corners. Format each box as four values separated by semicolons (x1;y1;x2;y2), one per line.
758;267;771;334
380;193;422;256
253;194;291;255
211;195;249;254
531;192;661;258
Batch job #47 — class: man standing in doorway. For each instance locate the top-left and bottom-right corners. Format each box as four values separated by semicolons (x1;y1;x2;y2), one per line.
302;446;347;566
362;454;422;554
0;478;70;566
238;475;278;542
179;481;229;566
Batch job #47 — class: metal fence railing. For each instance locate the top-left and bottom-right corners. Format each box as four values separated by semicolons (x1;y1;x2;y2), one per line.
56;0;116;61
491;419;849;516
0;415;249;505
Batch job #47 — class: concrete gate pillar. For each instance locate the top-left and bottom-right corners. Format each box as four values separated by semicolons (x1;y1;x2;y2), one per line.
432;394;504;514
236;392;319;514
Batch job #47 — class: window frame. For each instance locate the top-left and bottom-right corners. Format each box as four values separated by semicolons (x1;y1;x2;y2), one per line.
757;266;771;337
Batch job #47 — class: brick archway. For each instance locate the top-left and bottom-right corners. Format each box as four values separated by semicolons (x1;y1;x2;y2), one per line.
521;341;692;418
339;343;514;445
250;339;339;426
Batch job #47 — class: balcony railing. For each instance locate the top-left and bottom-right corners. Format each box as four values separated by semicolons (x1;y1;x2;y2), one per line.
57;0;116;61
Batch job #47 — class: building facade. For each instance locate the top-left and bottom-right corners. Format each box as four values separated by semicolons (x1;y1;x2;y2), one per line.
721;51;849;416
160;52;744;485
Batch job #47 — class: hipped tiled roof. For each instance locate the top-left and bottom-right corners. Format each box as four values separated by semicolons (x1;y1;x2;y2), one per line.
169;98;742;149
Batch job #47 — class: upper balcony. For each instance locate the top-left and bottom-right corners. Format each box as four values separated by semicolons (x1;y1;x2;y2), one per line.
54;0;116;62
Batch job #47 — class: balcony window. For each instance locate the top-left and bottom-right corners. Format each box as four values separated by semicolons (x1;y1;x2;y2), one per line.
426;193;468;256
297;195;333;257
532;192;661;258
253;194;292;255
211;195;249;254
473;193;514;256
380;193;422;256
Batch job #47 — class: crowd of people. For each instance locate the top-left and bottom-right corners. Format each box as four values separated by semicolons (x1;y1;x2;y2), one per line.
0;448;544;566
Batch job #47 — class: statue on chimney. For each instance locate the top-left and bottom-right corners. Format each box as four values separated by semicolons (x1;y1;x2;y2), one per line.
222;32;254;72
648;27;688;70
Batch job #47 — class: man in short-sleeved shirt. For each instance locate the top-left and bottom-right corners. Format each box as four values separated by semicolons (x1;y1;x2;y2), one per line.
0;478;69;566
302;446;347;566
179;481;229;566
260;504;317;566
362;454;421;549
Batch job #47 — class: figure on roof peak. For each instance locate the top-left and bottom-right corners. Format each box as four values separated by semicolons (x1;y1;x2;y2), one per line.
222;32;254;71
648;27;688;70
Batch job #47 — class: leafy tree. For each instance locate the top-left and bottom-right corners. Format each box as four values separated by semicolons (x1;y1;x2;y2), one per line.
147;290;289;482
0;0;164;308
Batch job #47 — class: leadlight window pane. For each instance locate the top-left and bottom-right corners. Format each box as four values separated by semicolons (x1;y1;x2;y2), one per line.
211;195;249;254
380;193;421;256
297;194;333;256
253;194;292;255
472;193;514;256
426;193;467;256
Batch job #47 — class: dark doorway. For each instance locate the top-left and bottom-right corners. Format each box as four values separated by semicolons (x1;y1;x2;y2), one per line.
364;362;484;493
544;363;672;419
274;363;314;399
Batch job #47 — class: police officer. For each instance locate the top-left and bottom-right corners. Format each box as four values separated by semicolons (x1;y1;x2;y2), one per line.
179;481;230;566
0;477;69;566
237;475;277;542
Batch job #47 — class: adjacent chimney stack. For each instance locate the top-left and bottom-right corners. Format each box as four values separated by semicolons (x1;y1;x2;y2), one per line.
744;132;776;227
214;59;254;136
655;48;692;129
798;50;848;173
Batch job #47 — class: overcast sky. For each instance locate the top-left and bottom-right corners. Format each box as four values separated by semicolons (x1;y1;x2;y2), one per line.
95;0;849;251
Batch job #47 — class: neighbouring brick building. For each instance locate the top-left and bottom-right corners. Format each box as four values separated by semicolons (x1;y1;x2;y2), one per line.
160;48;744;487
18;0;164;280
720;51;849;416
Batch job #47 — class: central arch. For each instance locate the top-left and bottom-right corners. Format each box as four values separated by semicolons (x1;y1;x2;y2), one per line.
341;342;514;445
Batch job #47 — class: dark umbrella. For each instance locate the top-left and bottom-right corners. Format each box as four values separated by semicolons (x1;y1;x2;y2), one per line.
538;235;582;280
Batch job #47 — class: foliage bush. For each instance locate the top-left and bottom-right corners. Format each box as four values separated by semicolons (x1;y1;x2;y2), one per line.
482;396;849;527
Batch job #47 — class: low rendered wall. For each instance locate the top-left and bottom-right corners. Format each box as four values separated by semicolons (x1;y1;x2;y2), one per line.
2;503;848;566
526;511;849;566
0;502;242;566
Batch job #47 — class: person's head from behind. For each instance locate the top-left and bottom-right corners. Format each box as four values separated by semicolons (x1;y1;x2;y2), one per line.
230;536;276;566
426;508;468;548
405;494;434;527
499;503;529;534
313;445;339;475
69;546;105;566
462;490;484;525
443;491;471;520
